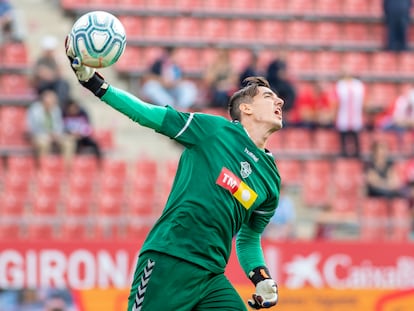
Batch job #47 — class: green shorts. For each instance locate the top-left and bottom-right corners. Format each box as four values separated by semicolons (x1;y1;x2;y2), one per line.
127;250;247;311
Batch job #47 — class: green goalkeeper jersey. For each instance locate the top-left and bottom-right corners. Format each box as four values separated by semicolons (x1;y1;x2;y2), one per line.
100;86;281;275
141;107;281;274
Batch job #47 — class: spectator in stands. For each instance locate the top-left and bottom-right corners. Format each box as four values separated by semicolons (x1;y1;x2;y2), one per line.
0;0;24;44
265;55;297;125
26;89;70;160
62;97;102;161
383;0;412;52
238;50;261;88
263;185;296;240
289;81;337;130
32;35;71;108
383;86;414;131
202;48;238;109
141;46;198;110
364;140;403;198
335;67;365;158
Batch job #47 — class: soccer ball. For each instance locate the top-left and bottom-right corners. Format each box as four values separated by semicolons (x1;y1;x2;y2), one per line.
68;11;127;68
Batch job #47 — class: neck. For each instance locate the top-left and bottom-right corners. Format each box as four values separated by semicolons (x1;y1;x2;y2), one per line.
242;122;273;150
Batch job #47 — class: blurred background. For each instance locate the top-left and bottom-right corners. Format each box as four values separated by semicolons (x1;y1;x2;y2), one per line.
0;0;414;310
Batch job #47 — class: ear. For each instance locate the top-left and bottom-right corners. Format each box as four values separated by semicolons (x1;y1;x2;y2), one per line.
239;103;253;115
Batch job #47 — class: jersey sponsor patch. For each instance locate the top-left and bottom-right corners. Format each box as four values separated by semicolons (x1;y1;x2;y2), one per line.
216;167;258;209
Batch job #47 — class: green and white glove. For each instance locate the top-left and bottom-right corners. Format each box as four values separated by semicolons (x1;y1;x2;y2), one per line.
64;35;109;98
248;266;278;309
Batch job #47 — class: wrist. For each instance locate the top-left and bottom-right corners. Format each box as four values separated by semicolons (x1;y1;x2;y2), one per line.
81;72;109;98
249;266;271;286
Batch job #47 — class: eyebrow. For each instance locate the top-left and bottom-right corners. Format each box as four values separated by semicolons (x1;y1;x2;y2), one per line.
262;91;275;97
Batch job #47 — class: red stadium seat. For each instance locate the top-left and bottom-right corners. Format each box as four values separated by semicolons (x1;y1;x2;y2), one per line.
60;219;90;240
175;48;202;73
96;192;124;216
0;222;21;239
359;198;389;241
118;0;145;8
286;51;315;76
343;23;370;45
258;0;287;12
0;191;25;216
389;199;411;242
38;155;66;176
313;128;340;156
92;219;121;239
201;0;231;11
126;193;157;217
330;194;360;216
276;159;303;187
366;83;398;112
288;0;315;14
282;128;313;154
314;0;342;16
60;0;88;10
35;171;63;196
143;16;173;40
343;0;370;16
67;170;97;197
370;52;398;76
3;170;31;197
63;192;92;217
125;217;153;238
70;155;98;177
229;20;257;43
0;106;28;147
231;0;260;12
302;160;333;207
27;222;55;240
1;42;28;68
257;20;286;44
118;16;143;40
202;18;229;42
175;0;201;10
315;22;341;45
229;49;254;73
145;0;175;10
286;21;315;45
7;155;35;176
314;51;341;76
115;46;142;73
398;52;414;76
0;74;33;97
342;52;370;75
173;17;201;41
332;158;363;198
32;192;60;216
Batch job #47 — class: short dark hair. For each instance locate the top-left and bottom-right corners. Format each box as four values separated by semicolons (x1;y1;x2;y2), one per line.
228;76;270;121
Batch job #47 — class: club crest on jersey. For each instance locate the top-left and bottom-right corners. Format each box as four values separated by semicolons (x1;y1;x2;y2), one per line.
216;167;258;209
240;161;252;178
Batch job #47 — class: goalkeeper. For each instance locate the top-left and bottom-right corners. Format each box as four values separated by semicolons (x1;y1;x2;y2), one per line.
66;39;283;310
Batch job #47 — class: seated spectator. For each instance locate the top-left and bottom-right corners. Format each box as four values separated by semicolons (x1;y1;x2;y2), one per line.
141;46;198;110
364;140;403;198
63;98;102;161
26;89;71;160
31;35;71;108
238;50;261;88
381;86;414;132
265;55;297;125
263;186;296;240
202;48;238;109
289;80;336;130
0;0;24;44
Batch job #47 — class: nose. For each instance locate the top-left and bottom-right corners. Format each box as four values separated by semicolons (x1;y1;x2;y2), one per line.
277;98;284;107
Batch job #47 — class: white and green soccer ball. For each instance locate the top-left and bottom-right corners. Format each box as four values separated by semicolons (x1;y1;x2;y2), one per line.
68;10;126;68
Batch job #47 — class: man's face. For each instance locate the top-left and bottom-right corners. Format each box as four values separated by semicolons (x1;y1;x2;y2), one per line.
249;86;284;131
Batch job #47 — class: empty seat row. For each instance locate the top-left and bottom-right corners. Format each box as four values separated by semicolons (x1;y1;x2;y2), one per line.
61;0;386;18
116;16;389;48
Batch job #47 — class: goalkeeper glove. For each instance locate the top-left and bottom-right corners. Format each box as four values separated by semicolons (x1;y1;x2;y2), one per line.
248;266;278;309
64;35;109;98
